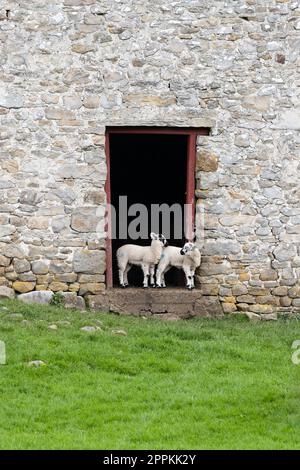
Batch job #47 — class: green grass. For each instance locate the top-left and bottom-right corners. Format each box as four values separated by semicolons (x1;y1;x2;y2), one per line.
0;299;300;450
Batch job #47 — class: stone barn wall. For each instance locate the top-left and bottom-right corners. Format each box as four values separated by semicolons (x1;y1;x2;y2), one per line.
0;0;300;315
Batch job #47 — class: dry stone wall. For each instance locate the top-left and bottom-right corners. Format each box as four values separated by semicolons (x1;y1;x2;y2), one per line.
0;0;300;315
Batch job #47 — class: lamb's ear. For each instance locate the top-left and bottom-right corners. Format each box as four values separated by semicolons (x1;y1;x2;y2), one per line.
150;232;158;240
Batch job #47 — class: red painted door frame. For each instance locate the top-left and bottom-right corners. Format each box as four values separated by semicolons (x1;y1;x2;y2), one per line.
104;127;209;288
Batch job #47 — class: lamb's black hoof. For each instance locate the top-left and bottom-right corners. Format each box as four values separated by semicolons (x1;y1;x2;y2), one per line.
156;285;162;288
150;284;155;288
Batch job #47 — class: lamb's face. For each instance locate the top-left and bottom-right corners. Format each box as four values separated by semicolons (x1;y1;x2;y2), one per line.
150;233;168;247
180;242;195;255
159;234;168;247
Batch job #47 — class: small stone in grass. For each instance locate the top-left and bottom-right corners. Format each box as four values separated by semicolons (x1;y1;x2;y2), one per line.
80;326;102;332
112;329;127;336
245;312;261;321
48;324;58;330
260;313;277;321
28;360;46;367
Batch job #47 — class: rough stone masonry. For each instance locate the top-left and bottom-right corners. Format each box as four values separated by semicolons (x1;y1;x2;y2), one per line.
0;0;300;316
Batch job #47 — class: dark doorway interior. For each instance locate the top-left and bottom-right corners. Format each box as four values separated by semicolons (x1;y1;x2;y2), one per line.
109;133;188;287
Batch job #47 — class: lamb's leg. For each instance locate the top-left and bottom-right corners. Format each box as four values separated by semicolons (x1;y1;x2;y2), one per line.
183;266;192;290
118;262;127;287
156;261;167;287
149;264;155;287
123;264;131;287
190;269;195;289
161;265;170;288
142;263;150;288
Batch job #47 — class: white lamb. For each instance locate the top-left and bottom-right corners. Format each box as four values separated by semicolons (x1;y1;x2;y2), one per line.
117;233;167;288
156;241;201;290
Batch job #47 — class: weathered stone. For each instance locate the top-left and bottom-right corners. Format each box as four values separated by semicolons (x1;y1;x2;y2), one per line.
19;273;36;282
72;44;96;54
63;69;90;85
13;259;31;274
0;225;16;237
86;293;110;312
236;295;255;304
73;250;106;274
219;286;232;297
71;207;100;233
79;283;105;296
280;296;292;307
242;96;270;112
194;296;223;317
12;281;35;294
288;287;300;299
0;94;24;109
18;290;53;305
84;190;106;205
260;313;278;321
239;273;250;282
0;255;10;267
259;270;278;281
19;190;42;206
200;261;231;276
274;110;300;130
52;215;70;233
61;292;86;310
123;94;176;107
234;134;250;148
48;282;69;292
249;304;274;314
55;273;77;283
0;286;15;299
63;95;82;109
245;312;261;322
272;286;288;296
5;271;18;281
31;261;49;275
80;326;101;332
78;274;105;283
222;302;237;313
196;151;218;172
27;217;49;230
83;95;101;109
46;108;76;120
237;303;250;312
232;284;248;296
256;295;279;306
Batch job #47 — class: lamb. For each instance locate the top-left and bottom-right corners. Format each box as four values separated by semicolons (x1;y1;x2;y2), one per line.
117;233;167;288
156;241;201;290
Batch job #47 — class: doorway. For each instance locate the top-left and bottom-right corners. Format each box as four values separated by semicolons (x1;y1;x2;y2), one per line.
105;127;209;288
